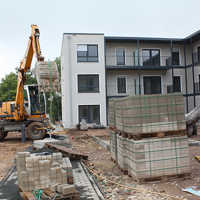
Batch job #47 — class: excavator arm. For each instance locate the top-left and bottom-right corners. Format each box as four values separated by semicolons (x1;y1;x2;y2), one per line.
15;24;44;120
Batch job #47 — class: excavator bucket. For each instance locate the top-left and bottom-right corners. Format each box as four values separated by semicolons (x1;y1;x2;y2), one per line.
34;61;60;92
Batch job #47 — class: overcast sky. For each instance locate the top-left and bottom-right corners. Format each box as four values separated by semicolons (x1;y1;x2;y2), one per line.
1;0;200;81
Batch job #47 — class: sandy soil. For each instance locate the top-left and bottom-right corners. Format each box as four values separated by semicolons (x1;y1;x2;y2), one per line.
1;129;200;199
0;132;31;181
68;129;200;200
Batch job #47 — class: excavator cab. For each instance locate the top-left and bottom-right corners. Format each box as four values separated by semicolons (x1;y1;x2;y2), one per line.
24;85;46;116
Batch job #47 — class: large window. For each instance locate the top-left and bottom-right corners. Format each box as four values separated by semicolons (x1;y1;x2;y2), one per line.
172;49;180;65
117;77;126;94
142;49;160;66
77;44;98;62
79;105;100;124
173;76;181;92
78;75;99;93
116;48;125;65
143;76;161;94
198;47;200;63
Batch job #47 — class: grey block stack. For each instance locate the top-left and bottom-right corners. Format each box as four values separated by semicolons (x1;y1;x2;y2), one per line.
117;134;128;171
109;94;191;180
34;61;60;92
16;152;73;192
108;94;186;135
126;136;190;179
109;131;117;161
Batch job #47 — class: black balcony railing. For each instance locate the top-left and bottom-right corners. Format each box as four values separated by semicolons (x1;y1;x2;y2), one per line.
193;52;200;65
105;55;182;68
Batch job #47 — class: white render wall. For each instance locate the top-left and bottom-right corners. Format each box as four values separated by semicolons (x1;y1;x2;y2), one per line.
61;33;106;128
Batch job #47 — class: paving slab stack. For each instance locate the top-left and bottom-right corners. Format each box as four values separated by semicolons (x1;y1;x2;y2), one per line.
34;61;60;92
16;152;74;193
109;94;191;180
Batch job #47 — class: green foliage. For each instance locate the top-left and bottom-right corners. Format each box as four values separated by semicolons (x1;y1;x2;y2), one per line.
55;57;61;80
0;71;37;102
0;73;17;101
46;57;62;123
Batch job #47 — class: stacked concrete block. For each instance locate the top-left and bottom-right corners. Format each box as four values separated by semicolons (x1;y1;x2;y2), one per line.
108;99;116;128
16;152;73;192
34;61;60;92
117;135;128;171
110;134;190;180
109;94;186;135
63;157;73;184
56;184;76;195
109;94;190;180
127;136;190;179
109;130;117;161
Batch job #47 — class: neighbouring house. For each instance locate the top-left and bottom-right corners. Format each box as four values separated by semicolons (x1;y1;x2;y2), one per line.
61;30;200;129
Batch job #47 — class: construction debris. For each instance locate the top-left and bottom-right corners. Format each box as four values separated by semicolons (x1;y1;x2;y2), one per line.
182;186;200;197
33;137;70;149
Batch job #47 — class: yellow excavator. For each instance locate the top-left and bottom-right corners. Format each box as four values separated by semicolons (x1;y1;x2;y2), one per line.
0;25;58;141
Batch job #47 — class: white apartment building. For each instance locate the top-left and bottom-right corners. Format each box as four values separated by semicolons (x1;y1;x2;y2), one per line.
61;30;200;129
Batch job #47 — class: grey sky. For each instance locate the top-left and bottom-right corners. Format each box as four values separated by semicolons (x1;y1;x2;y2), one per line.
1;0;200;80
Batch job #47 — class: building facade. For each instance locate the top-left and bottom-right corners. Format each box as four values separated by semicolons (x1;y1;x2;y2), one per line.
61;31;200;129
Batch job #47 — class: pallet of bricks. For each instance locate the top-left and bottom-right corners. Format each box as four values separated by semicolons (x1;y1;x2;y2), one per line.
16;152;80;200
109;93;191;182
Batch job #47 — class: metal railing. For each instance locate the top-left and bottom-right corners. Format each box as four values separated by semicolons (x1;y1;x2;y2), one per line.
105;55;182;67
192;52;200;65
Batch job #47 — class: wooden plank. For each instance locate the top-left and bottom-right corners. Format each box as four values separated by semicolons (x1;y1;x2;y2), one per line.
19;191;35;200
110;128;186;140
45;143;88;160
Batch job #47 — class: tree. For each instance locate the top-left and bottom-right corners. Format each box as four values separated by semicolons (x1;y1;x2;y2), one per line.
0;71;37;102
47;57;62;123
55;57;61;80
0;73;17;101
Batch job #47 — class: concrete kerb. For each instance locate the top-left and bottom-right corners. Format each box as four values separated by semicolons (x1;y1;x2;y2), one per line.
90;136;110;151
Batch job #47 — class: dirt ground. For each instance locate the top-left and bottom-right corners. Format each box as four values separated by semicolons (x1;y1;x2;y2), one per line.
0;132;31;180
1;129;200;199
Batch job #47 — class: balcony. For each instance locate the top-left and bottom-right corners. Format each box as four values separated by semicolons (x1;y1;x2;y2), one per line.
193;51;200;65
105;55;183;70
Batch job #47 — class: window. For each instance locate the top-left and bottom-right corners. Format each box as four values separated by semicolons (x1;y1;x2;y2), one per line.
173;76;181;92
134;79;140;95
143;76;161;94
78;75;99;93
79;105;100;124
142;49;160;66
198;74;200;93
77;44;98;62
198;47;200;63
117;77;126;94
172;49;180;65
116;48;125;65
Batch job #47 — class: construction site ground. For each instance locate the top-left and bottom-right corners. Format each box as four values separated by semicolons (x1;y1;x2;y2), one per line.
1;129;200;200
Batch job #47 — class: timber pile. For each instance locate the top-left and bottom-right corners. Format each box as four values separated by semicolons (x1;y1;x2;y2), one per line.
16;152;74;192
109;94;191;182
34;61;60;92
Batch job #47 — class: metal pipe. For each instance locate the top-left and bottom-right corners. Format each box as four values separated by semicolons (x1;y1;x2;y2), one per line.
190;38;196;107
170;40;174;92
184;42;189;113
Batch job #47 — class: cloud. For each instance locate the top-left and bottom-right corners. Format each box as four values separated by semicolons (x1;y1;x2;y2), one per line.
0;43;20;81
